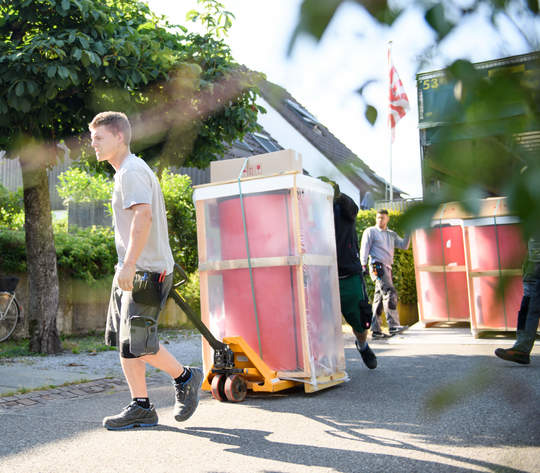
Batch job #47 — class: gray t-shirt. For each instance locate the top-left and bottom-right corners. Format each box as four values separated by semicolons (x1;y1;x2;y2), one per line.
360;225;410;268
112;154;174;274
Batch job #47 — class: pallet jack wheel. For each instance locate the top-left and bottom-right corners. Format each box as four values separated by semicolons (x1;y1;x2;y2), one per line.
224;374;247;402
211;374;227;401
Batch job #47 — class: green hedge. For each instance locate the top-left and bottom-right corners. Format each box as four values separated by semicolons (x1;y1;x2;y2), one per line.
356;209;417;305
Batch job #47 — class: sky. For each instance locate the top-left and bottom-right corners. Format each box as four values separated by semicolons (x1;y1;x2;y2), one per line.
145;0;538;198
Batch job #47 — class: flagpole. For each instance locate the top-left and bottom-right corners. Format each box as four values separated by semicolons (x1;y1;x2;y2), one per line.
388;40;393;202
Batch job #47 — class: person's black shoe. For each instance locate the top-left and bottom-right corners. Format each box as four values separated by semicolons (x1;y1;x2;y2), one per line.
173;367;203;421
389;325;408;334
371;331;389;339
495;348;530;365
103;401;158;430
356;340;377;369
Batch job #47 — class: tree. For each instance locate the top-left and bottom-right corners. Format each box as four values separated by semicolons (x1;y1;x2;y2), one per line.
289;0;540;238
0;0;262;352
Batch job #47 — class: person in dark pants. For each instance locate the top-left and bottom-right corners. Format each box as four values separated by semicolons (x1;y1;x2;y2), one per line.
322;178;376;369
495;237;540;365
360;209;409;338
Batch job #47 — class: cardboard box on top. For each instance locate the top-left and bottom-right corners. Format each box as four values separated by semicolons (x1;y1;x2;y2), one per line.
210;149;302;183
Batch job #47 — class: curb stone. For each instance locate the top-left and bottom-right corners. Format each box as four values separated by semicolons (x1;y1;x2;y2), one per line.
0;375;164;410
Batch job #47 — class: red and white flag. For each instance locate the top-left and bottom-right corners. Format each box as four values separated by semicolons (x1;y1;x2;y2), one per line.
388;48;410;142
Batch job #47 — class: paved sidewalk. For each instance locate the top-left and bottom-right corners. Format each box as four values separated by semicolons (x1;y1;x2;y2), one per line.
1;324;539;473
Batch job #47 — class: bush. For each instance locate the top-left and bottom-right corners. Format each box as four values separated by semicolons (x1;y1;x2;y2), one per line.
0;185;24;230
54;226;117;282
356;209;417;305
57;167;113;215
160;170;198;273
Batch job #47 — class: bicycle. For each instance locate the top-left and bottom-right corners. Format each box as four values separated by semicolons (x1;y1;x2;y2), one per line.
0;276;21;342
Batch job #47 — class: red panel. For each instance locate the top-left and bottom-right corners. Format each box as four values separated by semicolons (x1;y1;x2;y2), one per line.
472;276;522;330
468;224;526;271
217;192;302;371
222;267;302;371
418;271;469;322
415;226;465;266
219;192;293;260
467;223;526;330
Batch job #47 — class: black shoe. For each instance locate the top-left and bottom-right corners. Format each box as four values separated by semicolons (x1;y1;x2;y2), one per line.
389;325;408;334
371;331;389;339
174;367;203;422
495;348;530;365
356;340;377;369
103;401;158;430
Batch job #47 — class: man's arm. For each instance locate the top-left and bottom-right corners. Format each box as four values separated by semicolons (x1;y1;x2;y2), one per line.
394;232;410;250
360;228;372;268
117;203;153;291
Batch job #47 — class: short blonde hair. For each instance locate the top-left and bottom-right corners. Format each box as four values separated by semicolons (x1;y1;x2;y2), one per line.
89;111;132;144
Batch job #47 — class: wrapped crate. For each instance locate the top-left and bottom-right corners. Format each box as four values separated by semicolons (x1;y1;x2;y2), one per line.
193;171;347;392
463;198;526;336
412;203;469;325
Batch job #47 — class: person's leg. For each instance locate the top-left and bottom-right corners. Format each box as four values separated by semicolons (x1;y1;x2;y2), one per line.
380;268;401;329
495;277;538;365
140;343;184;378
371;279;383;333
338;275;377;369
120;356;149;398
513;278;540;354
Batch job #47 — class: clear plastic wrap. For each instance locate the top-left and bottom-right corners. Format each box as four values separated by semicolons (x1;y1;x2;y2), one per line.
194;174;346;386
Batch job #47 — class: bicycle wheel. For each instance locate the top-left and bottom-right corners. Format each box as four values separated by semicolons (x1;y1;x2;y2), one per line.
0;291;20;342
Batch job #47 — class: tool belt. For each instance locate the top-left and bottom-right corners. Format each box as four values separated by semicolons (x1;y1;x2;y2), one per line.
132;271;165;307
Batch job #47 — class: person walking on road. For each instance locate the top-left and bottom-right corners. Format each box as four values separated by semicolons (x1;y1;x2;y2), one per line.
89;111;203;430
495;237;540;365
323;178;377;369
360;209;409;339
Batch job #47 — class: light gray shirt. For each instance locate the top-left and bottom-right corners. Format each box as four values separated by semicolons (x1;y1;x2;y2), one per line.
112;154;174;274
360;225;410;268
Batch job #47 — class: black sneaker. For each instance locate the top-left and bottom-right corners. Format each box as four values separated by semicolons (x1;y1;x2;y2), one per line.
355;340;377;369
495;348;530;365
371;331;389;339
103;401;158;430
389;325;408;334
173;367;203;422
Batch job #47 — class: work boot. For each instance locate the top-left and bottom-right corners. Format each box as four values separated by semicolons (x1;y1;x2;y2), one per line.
173;367;203;421
495;348;530;365
103;401;158;430
356;340;377;369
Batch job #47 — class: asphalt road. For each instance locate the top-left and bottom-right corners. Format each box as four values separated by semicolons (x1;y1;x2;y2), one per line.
1;326;539;473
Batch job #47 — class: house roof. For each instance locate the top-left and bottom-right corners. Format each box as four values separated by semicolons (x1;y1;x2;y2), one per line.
176;129;283;186
258;79;405;197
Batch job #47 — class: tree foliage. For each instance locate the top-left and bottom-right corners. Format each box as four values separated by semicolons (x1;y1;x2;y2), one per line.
291;0;540;238
0;0;262;169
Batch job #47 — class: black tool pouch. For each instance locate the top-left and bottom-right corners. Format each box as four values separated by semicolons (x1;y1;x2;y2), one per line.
132;272;162;307
129;316;158;356
372;262;385;279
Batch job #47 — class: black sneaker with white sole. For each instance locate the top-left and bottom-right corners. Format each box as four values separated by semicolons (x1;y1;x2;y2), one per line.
389;325;408;334
371;331;390;339
174;367;203;422
103;401;158;430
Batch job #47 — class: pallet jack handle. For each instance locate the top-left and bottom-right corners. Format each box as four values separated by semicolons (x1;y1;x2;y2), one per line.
169;263;227;352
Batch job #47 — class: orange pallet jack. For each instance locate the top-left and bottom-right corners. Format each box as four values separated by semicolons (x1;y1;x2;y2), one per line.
170;264;345;402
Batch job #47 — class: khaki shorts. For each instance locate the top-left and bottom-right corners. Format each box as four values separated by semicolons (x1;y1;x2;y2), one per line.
105;272;173;358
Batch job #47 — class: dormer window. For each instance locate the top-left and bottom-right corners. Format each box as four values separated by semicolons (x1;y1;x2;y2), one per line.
285;99;320;126
253;133;280;153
